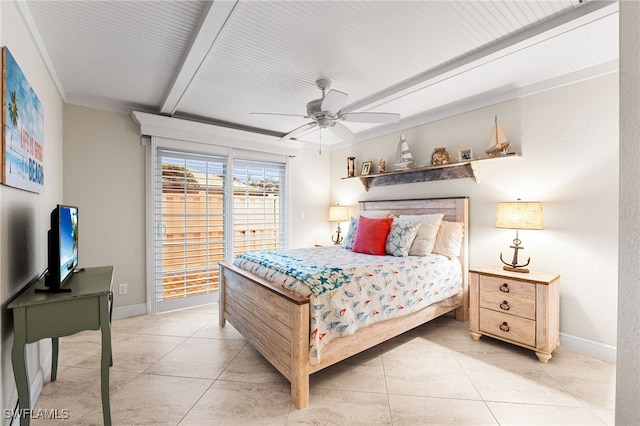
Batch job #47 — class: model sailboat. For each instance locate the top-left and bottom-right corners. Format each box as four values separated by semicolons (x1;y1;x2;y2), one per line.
485;115;511;157
392;132;414;170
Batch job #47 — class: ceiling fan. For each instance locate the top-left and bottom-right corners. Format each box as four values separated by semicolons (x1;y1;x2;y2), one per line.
251;78;401;142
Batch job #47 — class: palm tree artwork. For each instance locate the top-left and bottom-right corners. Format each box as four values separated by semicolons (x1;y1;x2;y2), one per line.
8;90;19;126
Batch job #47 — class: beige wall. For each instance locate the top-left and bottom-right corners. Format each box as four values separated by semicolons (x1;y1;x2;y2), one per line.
331;72;619;352
63;105;146;308
0;0;65;414
617;2;639;423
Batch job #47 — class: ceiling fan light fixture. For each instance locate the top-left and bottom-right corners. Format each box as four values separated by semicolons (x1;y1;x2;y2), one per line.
254;78;401;142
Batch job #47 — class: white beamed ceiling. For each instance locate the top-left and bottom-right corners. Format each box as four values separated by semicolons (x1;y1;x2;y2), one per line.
21;0;618;147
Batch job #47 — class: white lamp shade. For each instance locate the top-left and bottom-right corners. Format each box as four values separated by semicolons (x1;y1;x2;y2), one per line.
495;201;544;230
328;205;350;222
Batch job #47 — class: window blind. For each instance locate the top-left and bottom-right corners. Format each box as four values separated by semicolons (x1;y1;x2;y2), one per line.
155;149;227;305
232;158;286;256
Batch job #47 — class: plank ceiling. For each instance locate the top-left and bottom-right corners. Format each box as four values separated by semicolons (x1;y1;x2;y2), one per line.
20;0;618;147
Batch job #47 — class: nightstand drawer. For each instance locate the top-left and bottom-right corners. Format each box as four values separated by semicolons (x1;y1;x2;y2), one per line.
479;308;536;347
479;275;535;300
479;291;535;320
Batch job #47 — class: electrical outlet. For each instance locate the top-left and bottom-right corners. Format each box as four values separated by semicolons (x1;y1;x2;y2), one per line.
119;283;128;295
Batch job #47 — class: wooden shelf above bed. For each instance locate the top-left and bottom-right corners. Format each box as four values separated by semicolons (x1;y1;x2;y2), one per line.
342;153;521;191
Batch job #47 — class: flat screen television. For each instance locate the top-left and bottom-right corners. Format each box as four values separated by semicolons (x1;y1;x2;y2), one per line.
44;204;78;292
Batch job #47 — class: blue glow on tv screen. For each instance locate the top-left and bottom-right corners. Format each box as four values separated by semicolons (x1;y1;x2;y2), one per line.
58;205;78;284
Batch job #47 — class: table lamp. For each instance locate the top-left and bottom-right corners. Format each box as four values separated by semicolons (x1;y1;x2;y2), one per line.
329;205;350;245
495;200;544;273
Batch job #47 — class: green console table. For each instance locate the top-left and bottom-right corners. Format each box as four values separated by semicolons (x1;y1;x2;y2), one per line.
8;265;114;426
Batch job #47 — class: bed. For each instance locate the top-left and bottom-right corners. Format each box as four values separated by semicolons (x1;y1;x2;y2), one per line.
218;197;469;409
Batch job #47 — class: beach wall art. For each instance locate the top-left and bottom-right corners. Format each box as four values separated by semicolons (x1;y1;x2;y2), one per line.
2;46;44;193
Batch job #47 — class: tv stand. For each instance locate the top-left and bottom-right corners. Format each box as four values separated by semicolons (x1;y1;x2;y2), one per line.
8;265;114;425
37;273;73;293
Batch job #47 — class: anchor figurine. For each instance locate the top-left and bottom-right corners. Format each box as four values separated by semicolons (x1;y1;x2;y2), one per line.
332;222;344;245
500;230;531;273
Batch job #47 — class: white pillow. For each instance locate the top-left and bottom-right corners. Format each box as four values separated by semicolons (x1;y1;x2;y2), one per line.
398;214;444;256
359;210;391;218
432;221;464;259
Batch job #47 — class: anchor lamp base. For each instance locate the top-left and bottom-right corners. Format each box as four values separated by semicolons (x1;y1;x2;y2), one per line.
332;223;344;245
503;264;530;273
499;230;531;273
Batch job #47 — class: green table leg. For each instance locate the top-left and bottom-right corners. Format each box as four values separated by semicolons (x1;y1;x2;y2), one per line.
12;307;31;426
100;294;112;425
51;337;59;382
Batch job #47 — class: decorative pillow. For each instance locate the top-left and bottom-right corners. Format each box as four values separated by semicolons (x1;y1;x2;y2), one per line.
385;220;421;257
351;216;394;255
399;214;444;256
342;217;359;250
432;221;464;259
344;210;391;250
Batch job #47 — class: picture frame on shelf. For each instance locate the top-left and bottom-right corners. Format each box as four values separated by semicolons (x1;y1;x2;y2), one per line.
458;147;473;161
360;161;372;176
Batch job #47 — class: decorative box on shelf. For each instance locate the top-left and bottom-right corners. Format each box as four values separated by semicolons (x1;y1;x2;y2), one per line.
468;265;560;363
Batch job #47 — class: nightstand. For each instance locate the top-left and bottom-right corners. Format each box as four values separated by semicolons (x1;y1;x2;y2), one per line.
469;266;560;363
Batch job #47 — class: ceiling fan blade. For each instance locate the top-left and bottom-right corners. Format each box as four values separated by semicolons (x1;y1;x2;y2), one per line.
329;123;355;142
280;122;318;141
341;112;401;123
321;89;349;114
250;112;308;118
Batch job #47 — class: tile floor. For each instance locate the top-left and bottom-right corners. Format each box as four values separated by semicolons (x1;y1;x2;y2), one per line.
32;304;615;425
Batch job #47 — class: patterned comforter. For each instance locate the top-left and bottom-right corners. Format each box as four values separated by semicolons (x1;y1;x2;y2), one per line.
233;246;462;365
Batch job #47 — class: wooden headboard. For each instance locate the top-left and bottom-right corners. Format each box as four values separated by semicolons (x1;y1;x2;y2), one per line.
359;197;470;320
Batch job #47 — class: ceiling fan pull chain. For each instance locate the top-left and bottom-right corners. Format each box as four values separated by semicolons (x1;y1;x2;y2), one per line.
319;128;322;155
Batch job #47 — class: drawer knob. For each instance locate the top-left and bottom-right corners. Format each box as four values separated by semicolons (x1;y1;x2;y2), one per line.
500;322;510;332
500;301;510;311
499;283;510;293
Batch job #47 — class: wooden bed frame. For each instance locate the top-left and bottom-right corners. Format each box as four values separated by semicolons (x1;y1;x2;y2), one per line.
219;197;469;409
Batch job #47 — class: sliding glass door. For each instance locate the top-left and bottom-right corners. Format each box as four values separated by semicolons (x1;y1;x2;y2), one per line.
154;149;226;312
232;159;286;256
152;148;287;313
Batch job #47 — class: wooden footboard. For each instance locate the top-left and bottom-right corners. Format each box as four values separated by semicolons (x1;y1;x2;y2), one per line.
219;262;311;408
219;197;469;409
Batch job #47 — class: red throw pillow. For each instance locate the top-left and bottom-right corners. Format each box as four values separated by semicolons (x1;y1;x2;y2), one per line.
351;216;394;255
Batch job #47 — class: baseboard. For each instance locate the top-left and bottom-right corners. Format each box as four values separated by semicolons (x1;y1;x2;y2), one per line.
560;332;617;364
112;303;147;320
30;347;51;406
